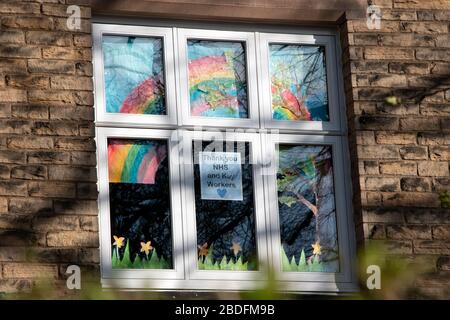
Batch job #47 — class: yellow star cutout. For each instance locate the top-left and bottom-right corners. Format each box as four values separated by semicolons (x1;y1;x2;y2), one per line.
198;242;209;258
140;241;153;255
312;241;322;255
113;235;125;249
230;241;242;256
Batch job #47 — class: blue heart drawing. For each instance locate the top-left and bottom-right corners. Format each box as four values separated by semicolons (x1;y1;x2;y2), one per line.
217;188;227;198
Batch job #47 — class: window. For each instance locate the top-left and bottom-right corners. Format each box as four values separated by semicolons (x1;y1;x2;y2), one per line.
94;22;356;292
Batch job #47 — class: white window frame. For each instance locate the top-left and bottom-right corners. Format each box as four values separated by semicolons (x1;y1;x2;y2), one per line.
96;127;185;280
180;130;269;281
262;134;355;285
93;24;177;127
258;33;342;133
93;21;357;293
177;28;260;129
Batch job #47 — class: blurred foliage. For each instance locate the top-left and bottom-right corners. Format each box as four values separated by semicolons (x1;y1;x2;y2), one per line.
439;191;450;208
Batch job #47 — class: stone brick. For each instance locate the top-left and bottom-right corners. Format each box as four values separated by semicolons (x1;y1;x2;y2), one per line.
77;182;98;199
387;225;432;240
416;48;450;61
385;240;414;254
27;151;70;164
0;45;41;59
430;146;450;161
28;90;75;104
351;61;388;73
28;181;76;198
433;226;450;240
0;89;27;103
380;161;417;175
376;132;417;145
80;216;98;232
431;62;450;75
54;200;98;216
365;47;414;60
437;257;450;271
7;136;53;150
356;131;376;145
78;248;100;264
26;31;72;46
32;215;79;232
414;240;450;255
74;91;94;105
401;177;431;192
55;138;95;151
49;166;96;181
73;34;92;47
11;165;47;180
0;2;41;14
0;164;10;179
42;4;91;18
50;76;93;90
0;150;26;164
394;0;450;9
363;207;405;223
0;198;7;213
32;121;79;136
400;21;448;34
389;62;430;75
418;161;449;176
365;177;400;192
419;104;450;116
400;118;440;131
405;208;450;224
47;231;99;247
9;198;52;215
358;145;399;159
0;120;32;134
433;178;450;192
49;106;94;121
0;59;27;74
28;59;75;74
399;146;428;159
382;192;441;207
364;223;386;240
75;61;93;76
2;263;58;279
1;16;54;30
0;178;27;196
6;75;49;89
42;47;91;60
357;116;399;130
11;105;48;120
70;152;96;166
0;30;25;44
418;132;450;145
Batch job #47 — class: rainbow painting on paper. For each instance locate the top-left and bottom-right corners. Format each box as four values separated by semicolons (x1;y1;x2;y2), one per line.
188;40;248;118
103;35;166;115
270;44;329;122
108;139;167;184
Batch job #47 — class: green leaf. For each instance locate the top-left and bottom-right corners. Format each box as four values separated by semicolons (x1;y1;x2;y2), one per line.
279;196;298;207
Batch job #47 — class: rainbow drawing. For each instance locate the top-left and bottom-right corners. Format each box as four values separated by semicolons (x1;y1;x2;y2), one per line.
103;35;166;115
188;40;248;118
119;76;164;114
269;44;329;122
108;140;167;184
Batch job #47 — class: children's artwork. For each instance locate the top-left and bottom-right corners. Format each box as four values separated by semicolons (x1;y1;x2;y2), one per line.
108;139;167;184
269;44;329;121
277;145;339;272
188;40;248;118
108;139;173;269
193;142;257;271
103;36;166;115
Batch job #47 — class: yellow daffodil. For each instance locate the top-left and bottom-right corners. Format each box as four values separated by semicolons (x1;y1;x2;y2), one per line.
198;242;209;258
140;241;153;255
312;241;322;255
113;235;125;248
230;241;242;256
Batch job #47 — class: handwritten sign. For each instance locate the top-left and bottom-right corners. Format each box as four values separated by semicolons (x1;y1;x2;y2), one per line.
199;152;243;201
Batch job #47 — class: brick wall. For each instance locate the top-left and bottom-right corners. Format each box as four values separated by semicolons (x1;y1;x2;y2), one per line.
341;0;450;298
0;0;98;294
0;0;449;298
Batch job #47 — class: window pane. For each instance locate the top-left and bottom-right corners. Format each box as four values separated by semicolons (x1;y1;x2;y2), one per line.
103;36;166;115
108;139;173;269
270;44;329;121
277;144;338;272
193;141;257;270
188;40;248;118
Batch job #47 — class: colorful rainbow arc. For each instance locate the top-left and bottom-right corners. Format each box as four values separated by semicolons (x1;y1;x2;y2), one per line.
119;77;163;114
108;141;167;184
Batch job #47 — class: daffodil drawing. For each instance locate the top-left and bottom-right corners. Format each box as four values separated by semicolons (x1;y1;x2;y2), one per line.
198;242;209;259
113;235;125;249
230;241;242;257
140;241;154;256
312;241;321;256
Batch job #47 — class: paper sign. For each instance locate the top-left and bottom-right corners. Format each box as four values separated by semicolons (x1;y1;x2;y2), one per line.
199;152;243;201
